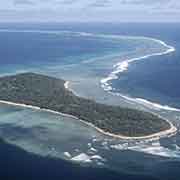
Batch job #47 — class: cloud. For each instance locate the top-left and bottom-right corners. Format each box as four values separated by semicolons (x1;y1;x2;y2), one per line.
13;0;34;5
57;0;76;5
117;0;169;5
88;0;110;8
0;0;179;22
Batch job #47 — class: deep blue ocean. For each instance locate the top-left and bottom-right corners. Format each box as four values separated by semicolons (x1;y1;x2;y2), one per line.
1;23;179;108
0;23;180;180
110;24;180;109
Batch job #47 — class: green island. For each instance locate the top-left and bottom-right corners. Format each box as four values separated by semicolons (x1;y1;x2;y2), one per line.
0;73;171;137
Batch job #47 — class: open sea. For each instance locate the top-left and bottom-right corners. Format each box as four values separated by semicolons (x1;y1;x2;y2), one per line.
0;23;180;180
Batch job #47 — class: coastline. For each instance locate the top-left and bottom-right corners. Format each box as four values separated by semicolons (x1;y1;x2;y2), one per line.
0;30;178;140
52;31;180;113
0;99;177;141
0;30;178;113
100;36;177;112
91;31;180;111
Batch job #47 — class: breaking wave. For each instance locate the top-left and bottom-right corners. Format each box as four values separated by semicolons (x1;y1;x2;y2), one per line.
0;28;178;111
100;37;179;112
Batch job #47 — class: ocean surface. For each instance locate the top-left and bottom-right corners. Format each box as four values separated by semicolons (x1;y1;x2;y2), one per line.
0;23;180;180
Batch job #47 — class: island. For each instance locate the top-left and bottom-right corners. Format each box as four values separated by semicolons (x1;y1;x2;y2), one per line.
0;73;175;138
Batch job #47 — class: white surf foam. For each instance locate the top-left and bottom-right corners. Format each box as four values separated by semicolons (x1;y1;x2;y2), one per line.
135;98;180;112
63;152;72;158
120;95;180;112
174;144;180;151
91;155;106;161
100;37;178;112
111;141;180;158
129;144;180;158
0;29;178;111
89;147;98;153
71;153;92;163
71;153;105;163
64;81;69;89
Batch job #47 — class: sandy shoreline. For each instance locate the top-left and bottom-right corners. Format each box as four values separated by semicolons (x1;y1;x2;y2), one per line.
64;81;69;89
0;99;177;141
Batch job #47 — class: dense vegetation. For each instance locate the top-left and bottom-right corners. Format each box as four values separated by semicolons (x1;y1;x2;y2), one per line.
0;73;170;137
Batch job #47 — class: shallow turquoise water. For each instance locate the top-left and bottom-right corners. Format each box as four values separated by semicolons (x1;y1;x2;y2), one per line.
0;25;180;179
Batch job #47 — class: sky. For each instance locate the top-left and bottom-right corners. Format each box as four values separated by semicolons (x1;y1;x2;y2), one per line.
0;0;180;22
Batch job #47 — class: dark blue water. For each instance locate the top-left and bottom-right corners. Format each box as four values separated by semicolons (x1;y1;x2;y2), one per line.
111;24;180;108
0;23;180;180
1;23;179;109
1;138;180;180
0;30;134;75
